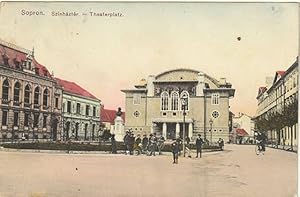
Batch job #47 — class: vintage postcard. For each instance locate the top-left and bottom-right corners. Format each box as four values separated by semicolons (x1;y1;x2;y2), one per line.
0;2;298;197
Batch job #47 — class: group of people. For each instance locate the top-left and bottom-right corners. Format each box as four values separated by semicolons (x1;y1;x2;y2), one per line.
123;131;166;156
171;134;205;164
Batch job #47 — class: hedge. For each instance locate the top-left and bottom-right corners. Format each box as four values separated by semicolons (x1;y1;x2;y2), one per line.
0;142;220;152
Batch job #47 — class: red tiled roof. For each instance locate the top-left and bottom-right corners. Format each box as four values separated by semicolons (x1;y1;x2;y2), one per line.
0;43;52;78
236;128;249;136
276;71;285;77
101;108;125;123
55;78;98;100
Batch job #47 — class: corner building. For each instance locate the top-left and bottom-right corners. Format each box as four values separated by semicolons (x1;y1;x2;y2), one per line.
122;69;235;142
0;40;63;141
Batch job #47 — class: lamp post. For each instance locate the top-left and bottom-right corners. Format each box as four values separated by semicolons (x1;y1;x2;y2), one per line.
181;94;188;157
209;118;213;145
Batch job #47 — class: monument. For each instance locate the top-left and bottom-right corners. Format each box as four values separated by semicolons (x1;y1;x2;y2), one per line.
111;107;125;141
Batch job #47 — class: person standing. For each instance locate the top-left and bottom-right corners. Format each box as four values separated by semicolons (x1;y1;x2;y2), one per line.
135;134;142;155
149;133;157;156
142;134;149;154
111;134;117;154
171;139;180;164
196;134;204;158
218;138;224;151
123;131;130;155
157;135;165;155
128;133;135;155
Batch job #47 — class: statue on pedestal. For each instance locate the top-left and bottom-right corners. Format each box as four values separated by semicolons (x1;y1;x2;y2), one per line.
116;107;122;117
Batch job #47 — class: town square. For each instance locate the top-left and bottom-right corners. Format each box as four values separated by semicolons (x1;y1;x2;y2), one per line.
0;2;298;197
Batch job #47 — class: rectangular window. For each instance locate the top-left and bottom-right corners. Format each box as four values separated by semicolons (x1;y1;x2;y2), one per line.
24;113;29;127
67;101;71;113
43;115;47;128
34;114;39;128
86;105;90;116
211;93;219;105
76;103;81;114
93;106;96;117
2;111;7;126
55;98;59;108
133;94;141;105
13;112;19;126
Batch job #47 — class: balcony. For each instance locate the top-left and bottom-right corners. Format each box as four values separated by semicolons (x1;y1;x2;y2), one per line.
1;99;9;105
24;103;31;108
43;105;50;110
13;100;20;106
34;104;40;109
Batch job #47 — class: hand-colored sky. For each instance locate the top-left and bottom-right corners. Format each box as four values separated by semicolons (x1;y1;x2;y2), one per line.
0;2;298;116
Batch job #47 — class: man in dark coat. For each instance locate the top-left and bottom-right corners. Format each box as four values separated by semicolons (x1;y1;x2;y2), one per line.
135;134;142;155
196;134;204;158
123;131;130;155
142;134;149;154
128;133;135;155
171;139;180;164
111;134;117;154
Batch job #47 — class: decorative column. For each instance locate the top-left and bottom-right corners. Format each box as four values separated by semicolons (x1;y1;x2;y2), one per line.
176;122;180;138
162;122;167;139
0;76;3;101
188;122;193;138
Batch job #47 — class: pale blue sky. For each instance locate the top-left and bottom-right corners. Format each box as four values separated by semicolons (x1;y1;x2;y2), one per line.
0;2;298;116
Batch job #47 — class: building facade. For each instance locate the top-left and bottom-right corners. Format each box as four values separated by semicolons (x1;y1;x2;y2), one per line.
122;68;235;143
0;40;63;141
255;58;298;149
56;78;101;141
232;112;255;143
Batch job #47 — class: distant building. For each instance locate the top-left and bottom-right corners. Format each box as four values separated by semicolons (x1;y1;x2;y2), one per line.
56;78;101;141
122;68;235;143
232;112;255;144
0;39;63;141
100;107;125;131
255;58;298;149
100;107;125;141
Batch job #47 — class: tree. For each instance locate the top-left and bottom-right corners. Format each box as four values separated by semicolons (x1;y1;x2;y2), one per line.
282;96;298;150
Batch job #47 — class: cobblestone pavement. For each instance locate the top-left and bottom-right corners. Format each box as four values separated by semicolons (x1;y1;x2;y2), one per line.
0;144;297;197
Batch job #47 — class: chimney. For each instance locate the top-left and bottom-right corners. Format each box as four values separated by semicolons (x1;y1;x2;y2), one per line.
219;77;227;85
265;77;273;89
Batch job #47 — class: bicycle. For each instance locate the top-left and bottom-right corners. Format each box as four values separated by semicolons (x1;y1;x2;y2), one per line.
255;140;265;155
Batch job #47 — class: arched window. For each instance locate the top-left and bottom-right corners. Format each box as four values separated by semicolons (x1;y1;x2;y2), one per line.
2;79;9;102
161;91;169;111
171;92;179;111
34;87;40;106
24;85;31;105
43;89;49;107
84;123;88;140
180;91;189;111
13;82;20;105
212;93;220;105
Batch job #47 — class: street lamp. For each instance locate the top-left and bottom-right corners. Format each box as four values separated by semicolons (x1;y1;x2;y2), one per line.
181;94;188;157
209;118;213;145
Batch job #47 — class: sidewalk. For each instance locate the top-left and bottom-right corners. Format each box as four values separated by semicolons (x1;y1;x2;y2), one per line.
266;144;297;153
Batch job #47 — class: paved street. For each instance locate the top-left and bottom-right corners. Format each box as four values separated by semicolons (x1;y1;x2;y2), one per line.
0;144;297;197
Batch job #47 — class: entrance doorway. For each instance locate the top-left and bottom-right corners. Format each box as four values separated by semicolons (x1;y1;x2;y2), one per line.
52;119;58;141
179;123;189;139
166;123;176;139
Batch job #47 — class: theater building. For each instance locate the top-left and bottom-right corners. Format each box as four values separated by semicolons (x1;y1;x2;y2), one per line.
56;78;101;141
122;68;235;143
0;39;63;141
